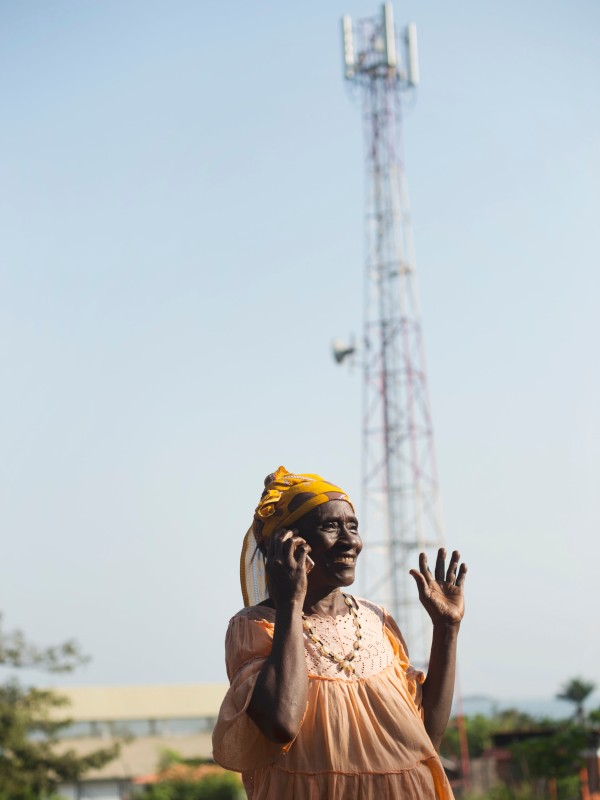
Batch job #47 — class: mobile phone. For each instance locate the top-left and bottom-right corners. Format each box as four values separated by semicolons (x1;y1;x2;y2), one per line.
281;530;313;572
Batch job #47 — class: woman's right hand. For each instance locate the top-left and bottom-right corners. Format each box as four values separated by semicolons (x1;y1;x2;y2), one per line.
266;529;311;608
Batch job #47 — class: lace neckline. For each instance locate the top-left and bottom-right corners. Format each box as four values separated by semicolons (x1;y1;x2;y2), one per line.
257;594;358;621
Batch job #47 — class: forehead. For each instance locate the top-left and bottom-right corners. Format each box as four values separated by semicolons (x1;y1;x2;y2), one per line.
304;499;357;524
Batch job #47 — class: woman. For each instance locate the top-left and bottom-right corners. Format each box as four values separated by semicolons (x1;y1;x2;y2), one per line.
212;467;467;799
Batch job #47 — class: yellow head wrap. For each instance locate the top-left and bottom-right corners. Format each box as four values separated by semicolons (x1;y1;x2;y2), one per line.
240;466;354;607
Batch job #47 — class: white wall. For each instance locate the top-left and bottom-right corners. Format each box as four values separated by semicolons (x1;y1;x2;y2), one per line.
60;781;130;800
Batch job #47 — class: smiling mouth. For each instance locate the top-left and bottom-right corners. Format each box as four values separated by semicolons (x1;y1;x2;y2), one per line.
329;556;356;566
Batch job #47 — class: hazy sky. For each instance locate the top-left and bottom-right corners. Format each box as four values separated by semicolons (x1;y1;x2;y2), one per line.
1;0;599;709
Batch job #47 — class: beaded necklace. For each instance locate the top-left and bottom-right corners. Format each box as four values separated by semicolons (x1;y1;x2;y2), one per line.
302;593;362;674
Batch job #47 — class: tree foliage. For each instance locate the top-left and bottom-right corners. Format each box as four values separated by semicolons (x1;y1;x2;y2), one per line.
441;675;600;800
135;773;243;800
441;713;493;759
134;750;243;800
464;785;537;800
0;616;88;673
506;724;587;800
440;709;539;761
588;706;600;725
556;677;596;723
0;615;118;799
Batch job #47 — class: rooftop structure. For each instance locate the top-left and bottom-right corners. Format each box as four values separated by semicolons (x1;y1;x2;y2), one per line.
51;683;229;800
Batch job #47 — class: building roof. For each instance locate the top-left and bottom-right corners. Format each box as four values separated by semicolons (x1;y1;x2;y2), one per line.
59;733;216;780
53;683;228;722
133;763;230;785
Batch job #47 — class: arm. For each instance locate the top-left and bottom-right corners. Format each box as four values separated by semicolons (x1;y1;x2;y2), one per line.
421;619;460;749
410;549;467;750
247;531;310;743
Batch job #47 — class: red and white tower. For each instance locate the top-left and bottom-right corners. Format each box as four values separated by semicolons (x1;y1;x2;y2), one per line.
338;3;445;665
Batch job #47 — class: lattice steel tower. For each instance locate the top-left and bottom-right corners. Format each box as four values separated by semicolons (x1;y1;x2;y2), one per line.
338;3;445;665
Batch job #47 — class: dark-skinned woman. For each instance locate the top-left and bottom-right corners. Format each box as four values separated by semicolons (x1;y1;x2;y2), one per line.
212;466;466;800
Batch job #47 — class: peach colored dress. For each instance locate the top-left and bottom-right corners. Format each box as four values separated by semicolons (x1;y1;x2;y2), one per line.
212;598;454;800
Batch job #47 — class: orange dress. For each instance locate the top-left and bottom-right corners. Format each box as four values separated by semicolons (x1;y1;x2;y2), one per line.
212;598;454;800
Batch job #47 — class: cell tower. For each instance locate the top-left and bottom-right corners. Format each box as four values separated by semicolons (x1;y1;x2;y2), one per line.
337;3;445;665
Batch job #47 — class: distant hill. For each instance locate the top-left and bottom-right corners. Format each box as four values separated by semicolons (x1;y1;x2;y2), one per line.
454;692;600;720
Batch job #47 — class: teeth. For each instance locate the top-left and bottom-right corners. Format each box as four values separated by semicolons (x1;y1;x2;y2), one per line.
332;557;355;564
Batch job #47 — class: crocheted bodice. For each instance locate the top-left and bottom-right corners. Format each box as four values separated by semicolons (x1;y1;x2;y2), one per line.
302;597;395;679
238;597;396;681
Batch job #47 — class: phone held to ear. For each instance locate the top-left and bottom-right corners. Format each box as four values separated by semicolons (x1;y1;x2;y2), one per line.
281;529;314;572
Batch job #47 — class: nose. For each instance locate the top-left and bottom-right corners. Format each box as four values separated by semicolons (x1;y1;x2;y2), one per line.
339;522;360;548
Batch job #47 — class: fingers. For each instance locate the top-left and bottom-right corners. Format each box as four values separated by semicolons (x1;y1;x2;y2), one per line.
288;533;311;563
416;549;466;587
270;529;295;556
293;539;311;567
445;550;460;583
434;548;446;582
265;529;311;606
409;568;428;595
456;562;468;588
267;529;290;564
419;552;434;585
270;529;311;564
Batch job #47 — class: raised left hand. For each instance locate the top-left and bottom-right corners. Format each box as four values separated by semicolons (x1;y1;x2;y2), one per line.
410;548;466;626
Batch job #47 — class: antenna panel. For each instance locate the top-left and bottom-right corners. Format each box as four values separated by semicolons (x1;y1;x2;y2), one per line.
406;22;419;86
341;15;356;78
383;3;397;68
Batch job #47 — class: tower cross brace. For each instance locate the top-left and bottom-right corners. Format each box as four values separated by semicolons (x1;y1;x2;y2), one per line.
341;3;445;666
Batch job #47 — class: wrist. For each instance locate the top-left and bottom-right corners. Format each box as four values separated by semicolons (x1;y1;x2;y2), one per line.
433;619;461;635
275;597;305;619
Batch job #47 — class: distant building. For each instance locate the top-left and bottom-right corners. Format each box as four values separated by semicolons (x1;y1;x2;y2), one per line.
54;683;228;800
469;728;600;799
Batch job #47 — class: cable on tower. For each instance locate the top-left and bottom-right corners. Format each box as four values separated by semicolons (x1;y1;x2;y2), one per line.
336;3;445;668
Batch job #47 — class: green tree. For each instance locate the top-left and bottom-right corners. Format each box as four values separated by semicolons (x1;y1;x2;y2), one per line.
135;773;243;800
440;709;539;761
508;724;586;800
492;709;538;732
464;785;536;800
556;677;596;724
0;615;118;799
441;713;494;760
134;750;243;800
588;706;600;726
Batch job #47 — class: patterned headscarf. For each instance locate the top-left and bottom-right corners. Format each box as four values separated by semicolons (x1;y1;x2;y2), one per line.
240;466;354;607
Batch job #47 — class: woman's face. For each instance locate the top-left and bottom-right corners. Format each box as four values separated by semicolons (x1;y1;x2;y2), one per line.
295;500;362;589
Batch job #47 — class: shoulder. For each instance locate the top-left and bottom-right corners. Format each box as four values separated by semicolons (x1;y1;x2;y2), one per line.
225;605;276;648
355;598;401;628
224;605;275;680
354;597;411;650
228;604;276;625
354;596;386;624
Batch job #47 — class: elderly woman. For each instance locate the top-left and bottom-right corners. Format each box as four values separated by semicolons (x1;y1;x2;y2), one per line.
212;467;467;800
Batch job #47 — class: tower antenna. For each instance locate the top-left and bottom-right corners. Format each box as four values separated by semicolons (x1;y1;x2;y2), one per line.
338;3;445;665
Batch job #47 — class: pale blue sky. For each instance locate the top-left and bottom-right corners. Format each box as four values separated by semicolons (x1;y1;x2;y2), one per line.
1;0;599;708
